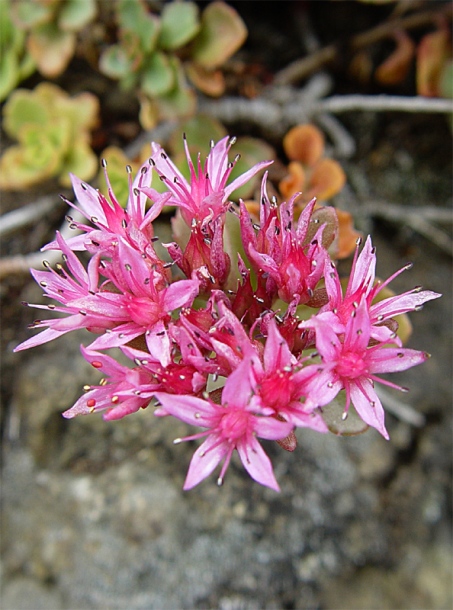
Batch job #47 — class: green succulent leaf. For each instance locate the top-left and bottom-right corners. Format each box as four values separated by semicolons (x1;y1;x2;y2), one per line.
3;90;50;137
191;1;247;69
21;121;70;168
0;51;19;103
321;392;369;436
54;91;100;135
59;139;98;186
169;115;227;159
1;82;99;190
440;59;453;99
151;57;196;122
0;119;68;190
117;0;160;54
0;144;60;190
141;52;175;97
27;23;76;77
11;0;52;29
158;1;200;51
1;0;16;46
59;0;97;31
99;44;133;79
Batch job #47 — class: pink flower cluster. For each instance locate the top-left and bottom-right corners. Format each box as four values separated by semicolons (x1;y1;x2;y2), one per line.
15;136;441;491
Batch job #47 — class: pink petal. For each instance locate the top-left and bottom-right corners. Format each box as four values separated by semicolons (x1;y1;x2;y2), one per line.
349;379;389;439
145;322;171;367
253;415;293;440
368;347;429;373
344;298;371;352
371;289;441;319
263;319;293;371
14;327;67;351
153;393;216;428
237;435;280;491
221;359;254;409
183;434;228;489
87;323;143;350
70;173;107;224
162;278;200;311
347;235;376;298
289;410;328;432
224;159;273;199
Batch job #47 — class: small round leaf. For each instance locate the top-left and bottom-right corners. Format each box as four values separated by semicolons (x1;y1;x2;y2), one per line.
158;1;200;51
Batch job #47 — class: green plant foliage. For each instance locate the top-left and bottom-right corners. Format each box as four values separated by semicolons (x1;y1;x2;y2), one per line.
0;83;99;190
159;1;200;51
190;1;248;69
0;0;36;102
99;0;247;129
169;115;228;159
11;0;97;78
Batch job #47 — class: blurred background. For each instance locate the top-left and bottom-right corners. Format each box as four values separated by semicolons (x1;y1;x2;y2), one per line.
1;1;452;608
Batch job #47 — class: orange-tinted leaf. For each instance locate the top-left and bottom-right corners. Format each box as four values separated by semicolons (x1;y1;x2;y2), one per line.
417;29;451;97
283;124;325;166
335;208;362;259
279;161;306;199
27;24;75;77
243;199;260;219
307;158;346;201
375;30;415;86
185;62;225;97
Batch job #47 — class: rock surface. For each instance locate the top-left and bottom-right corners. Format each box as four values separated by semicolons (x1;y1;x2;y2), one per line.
2;225;451;609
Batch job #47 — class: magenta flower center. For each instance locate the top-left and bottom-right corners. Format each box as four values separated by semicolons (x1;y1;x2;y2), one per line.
336;351;368;379
260;370;294;410
220;408;251;441
126;296;162;327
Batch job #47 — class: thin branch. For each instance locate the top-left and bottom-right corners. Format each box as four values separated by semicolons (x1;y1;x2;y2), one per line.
0;209;85;280
363;201;453;224
317;95;453;114
198;92;453;142
0;194;68;238
363;199;453;256
274;7;451;85
399;215;453;257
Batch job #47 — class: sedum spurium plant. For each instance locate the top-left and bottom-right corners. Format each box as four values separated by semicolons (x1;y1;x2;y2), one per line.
0;83;99;190
15;135;441;491
0;0;36;102
10;0;97;79
99;0;247;129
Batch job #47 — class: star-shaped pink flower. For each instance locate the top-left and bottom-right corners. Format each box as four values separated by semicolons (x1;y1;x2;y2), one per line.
154;359;293;490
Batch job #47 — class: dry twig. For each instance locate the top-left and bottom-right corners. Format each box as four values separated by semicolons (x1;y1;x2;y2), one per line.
362;200;453;257
0;209;85;280
274;6;452;85
0;194;67;238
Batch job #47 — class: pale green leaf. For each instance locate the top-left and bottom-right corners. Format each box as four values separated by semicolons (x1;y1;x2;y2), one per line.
158;1;200;50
